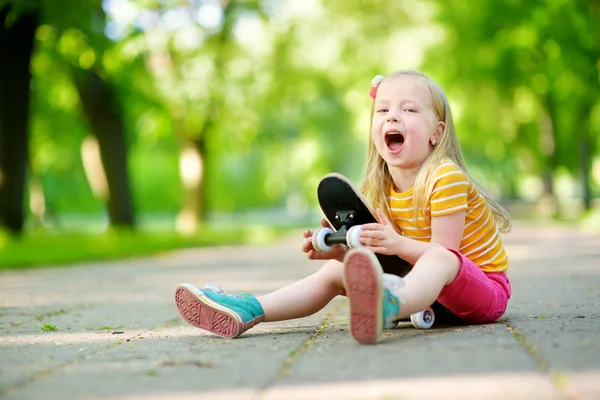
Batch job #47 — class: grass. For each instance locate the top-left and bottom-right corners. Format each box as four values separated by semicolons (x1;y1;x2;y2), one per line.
35;309;68;320
0;224;298;270
93;325;123;331
39;324;59;331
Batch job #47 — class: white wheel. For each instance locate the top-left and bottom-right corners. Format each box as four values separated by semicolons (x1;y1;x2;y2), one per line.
312;227;334;253
346;225;364;248
410;307;435;329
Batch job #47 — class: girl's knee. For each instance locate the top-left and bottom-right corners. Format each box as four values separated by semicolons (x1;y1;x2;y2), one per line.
420;245;461;283
423;244;458;263
318;259;343;277
318;260;345;294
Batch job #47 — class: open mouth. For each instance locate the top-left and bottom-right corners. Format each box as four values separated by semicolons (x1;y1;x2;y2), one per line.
385;131;405;152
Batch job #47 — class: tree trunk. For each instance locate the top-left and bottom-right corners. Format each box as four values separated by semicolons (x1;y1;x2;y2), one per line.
176;138;205;234
74;70;135;227
579;104;593;211
540;98;560;217
0;7;37;235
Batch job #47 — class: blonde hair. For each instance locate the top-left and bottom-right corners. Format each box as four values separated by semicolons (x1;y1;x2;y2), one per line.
360;70;511;233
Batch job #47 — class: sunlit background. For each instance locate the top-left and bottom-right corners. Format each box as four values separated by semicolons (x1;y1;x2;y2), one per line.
0;0;598;266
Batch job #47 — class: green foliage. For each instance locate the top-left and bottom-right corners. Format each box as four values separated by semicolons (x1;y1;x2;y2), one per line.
423;0;599;201
5;0;597;248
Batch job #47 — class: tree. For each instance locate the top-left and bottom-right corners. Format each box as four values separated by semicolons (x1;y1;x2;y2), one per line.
0;4;38;234
2;0;136;229
48;1;136;227
424;0;600;214
74;68;136;226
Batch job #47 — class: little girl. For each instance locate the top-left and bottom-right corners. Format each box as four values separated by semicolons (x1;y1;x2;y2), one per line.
174;70;512;344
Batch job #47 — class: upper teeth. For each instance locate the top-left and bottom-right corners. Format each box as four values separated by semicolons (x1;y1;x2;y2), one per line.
387;132;401;135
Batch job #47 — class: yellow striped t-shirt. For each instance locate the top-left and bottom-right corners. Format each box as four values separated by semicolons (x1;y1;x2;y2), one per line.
389;160;509;272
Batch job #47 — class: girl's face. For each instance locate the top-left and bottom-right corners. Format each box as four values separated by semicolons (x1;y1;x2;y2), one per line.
371;75;443;171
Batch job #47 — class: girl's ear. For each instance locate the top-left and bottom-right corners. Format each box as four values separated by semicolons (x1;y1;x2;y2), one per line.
431;121;445;146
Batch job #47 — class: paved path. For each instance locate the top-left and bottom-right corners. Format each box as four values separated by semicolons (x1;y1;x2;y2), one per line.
1;222;599;400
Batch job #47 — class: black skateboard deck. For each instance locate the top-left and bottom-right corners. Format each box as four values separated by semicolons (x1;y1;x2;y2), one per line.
316;173;460;326
317;173;412;277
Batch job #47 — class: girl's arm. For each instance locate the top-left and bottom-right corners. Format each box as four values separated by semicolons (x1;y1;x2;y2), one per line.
397;211;465;264
360;209;465;265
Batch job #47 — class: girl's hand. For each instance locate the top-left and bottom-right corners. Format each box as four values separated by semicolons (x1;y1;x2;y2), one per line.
301;219;347;262
359;209;403;256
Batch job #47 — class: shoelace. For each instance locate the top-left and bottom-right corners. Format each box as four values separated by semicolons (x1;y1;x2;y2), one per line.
203;284;228;295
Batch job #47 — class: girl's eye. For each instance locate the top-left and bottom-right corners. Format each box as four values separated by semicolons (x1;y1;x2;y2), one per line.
404;108;416;113
376;108;388;113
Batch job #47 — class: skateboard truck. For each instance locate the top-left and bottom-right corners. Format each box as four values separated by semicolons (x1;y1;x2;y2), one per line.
312;210;363;251
322;210;354;246
332;210;354;237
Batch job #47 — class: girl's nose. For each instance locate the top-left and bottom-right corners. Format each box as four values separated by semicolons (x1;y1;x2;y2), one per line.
386;112;400;122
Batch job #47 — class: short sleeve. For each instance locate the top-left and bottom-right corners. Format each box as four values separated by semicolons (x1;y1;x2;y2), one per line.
428;162;470;217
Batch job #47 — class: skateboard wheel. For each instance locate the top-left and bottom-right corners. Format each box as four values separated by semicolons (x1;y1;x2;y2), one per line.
346;225;364;249
312;227;334;253
410;307;435;329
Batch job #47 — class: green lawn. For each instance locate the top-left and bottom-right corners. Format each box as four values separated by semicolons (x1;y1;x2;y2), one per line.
0;225;295;270
3;209;597;271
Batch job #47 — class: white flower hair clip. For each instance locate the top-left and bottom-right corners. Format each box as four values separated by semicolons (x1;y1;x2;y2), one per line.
369;74;385;99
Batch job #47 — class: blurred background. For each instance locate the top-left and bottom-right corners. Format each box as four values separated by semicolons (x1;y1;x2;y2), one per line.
0;0;598;268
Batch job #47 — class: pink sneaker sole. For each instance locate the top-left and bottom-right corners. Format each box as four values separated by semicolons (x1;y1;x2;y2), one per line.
175;284;243;338
343;250;383;344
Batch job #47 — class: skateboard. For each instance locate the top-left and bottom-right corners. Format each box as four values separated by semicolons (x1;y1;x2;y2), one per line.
313;173;458;329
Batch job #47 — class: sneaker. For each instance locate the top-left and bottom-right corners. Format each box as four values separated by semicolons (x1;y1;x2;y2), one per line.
382;273;404;329
175;283;265;338
343;249;402;344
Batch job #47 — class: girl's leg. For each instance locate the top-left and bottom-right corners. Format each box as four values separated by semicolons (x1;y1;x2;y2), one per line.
343;244;460;344
435;250;511;323
398;246;511;323
258;259;345;321
175;259;345;338
395;244;461;318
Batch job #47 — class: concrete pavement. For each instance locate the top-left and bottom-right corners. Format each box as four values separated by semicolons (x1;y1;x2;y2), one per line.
1;221;599;400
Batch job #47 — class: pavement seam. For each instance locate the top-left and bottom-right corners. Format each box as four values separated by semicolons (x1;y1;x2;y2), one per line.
501;320;570;399
275;314;332;378
255;304;344;400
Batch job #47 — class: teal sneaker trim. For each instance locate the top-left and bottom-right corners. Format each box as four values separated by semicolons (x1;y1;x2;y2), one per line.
202;290;265;324
382;273;404;329
175;283;265;338
383;288;401;329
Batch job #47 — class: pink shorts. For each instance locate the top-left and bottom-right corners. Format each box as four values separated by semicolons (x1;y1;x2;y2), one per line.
437;249;512;324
